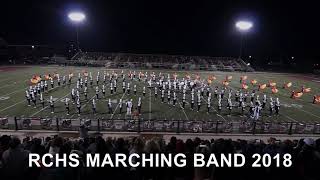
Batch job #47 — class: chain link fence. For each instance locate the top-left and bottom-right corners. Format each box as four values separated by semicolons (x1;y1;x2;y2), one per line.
1;117;320;134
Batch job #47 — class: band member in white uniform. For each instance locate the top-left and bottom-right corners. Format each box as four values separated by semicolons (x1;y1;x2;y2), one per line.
65;98;70;115
107;99;112;114
92;98;97;114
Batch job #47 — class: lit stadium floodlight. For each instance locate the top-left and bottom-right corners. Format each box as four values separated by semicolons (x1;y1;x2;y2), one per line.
68;12;85;22
235;20;253;58
68;11;86;52
236;21;253;32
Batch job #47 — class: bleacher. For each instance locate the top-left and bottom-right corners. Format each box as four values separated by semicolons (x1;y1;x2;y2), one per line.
60;52;254;72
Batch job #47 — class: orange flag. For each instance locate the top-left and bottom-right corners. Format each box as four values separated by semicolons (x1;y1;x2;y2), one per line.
83;71;88;77
30;78;38;84
44;75;50;80
251;79;257;85
303;88;311;93
173;73;178;80
222;80;229;86
272;87;278;94
294;92;303;98
226;75;233;81
240;75;248;81
259;84;267;90
269;82;277;87
283;82;292;88
208;75;216;81
54;73;59;79
30;75;41;84
242;84;249;90
314;95;320;103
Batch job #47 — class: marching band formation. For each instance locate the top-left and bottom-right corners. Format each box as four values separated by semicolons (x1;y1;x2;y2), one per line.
24;70;289;121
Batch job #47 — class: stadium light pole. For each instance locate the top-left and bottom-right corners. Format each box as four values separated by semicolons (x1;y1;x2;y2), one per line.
235;21;253;59
68;12;86;52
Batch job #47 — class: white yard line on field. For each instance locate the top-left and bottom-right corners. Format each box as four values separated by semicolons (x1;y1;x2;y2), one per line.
0;85;62;114
30;92;70;117
0;99;26;113
70;94;96;118
201;96;226;121
149;89;152;120
3;88;26;96
295;108;320;119
0;79;29;90
110;92;126;120
279;98;319;121
0;84;13;89
0;78;12;83
176;98;189;121
281;113;298;123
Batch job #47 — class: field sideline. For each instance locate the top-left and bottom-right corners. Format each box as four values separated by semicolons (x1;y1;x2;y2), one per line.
0;65;319;124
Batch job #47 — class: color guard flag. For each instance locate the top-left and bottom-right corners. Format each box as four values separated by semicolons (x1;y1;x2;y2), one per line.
303;88;311;93
69;72;74;77
242;84;249;90
54;73;59;79
44;75;50;80
271;87;278;94
293;92;303;98
240;75;248;81
226;75;233;81
207;76;215;84
251;79;257;85
30;79;38;84
259;84;267;90
31;75;41;82
314;95;320;104
283;82;292;88
30;75;40;84
222;80;229;86
208;75;216;81
173;73;177;80
269;82;277;87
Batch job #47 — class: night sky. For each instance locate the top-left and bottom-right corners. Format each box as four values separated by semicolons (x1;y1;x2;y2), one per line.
1;0;320;58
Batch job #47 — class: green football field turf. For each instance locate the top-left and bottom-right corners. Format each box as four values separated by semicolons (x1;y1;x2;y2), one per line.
0;65;319;124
